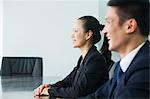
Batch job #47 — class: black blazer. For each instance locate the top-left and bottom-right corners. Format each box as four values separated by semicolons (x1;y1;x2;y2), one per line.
81;41;150;99
48;45;109;98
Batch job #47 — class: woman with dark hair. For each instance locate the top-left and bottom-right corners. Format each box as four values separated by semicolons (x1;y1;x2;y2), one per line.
34;16;111;98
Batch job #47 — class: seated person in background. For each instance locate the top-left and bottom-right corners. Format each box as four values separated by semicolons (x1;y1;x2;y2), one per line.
34;16;112;98
79;0;150;98
100;35;114;72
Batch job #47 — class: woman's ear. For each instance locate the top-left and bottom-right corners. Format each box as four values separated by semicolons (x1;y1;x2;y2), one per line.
124;18;137;34
86;30;93;40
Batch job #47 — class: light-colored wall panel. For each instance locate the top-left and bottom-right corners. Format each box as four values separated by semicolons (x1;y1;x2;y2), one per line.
2;0;120;78
3;0;100;77
0;0;3;67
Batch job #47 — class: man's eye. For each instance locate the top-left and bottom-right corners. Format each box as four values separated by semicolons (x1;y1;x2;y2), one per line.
106;20;110;24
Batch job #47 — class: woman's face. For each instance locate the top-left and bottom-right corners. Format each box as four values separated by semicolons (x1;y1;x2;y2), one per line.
71;20;87;48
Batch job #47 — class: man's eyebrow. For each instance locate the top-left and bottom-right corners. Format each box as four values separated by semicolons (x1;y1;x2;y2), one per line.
105;17;109;21
105;17;113;22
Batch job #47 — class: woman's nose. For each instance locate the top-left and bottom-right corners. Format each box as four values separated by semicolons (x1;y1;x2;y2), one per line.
71;32;74;38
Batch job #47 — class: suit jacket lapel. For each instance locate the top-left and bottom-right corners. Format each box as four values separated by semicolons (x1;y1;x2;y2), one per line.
74;56;84;84
74;46;96;84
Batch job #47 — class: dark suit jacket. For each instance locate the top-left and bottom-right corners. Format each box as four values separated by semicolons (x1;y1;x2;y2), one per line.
81;41;150;99
48;45;109;98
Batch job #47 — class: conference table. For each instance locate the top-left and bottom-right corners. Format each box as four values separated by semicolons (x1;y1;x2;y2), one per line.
0;76;62;99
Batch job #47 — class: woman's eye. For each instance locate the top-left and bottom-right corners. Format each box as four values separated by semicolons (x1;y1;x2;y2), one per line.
75;30;78;32
73;29;78;32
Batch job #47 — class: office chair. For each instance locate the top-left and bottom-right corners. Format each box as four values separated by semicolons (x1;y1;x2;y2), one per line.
1;57;43;77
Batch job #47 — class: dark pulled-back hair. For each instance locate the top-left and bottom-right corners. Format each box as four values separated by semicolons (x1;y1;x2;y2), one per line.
78;16;104;44
100;35;114;71
107;0;149;37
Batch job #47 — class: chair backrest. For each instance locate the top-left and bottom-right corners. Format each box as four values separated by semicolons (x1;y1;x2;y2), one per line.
1;57;43;76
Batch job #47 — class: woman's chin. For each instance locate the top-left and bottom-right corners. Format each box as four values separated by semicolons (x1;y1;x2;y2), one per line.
73;45;78;48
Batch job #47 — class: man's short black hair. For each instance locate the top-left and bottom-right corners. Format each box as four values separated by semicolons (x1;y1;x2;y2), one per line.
107;0;149;37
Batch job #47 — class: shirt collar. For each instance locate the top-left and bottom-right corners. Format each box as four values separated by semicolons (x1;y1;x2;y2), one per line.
120;42;145;72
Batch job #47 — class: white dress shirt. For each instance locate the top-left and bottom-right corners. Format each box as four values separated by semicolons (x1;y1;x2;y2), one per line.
120;42;145;72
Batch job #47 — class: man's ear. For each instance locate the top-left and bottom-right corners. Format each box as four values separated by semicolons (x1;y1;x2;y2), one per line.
124;18;137;34
86;30;93;40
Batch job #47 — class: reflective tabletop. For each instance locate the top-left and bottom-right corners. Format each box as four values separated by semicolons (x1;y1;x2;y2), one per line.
0;76;61;99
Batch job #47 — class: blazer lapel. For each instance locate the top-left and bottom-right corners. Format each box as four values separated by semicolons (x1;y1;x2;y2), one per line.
74;56;84;84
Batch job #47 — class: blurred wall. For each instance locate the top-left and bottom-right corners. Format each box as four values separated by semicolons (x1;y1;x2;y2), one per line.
1;0;120;78
2;0;100;77
0;0;3;68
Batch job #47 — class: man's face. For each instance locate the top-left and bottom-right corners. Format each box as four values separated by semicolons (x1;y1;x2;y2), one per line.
103;7;127;53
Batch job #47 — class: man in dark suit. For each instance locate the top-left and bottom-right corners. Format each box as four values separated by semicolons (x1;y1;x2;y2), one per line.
79;0;149;98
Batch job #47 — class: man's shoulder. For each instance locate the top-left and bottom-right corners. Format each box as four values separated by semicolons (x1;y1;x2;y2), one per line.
125;41;149;74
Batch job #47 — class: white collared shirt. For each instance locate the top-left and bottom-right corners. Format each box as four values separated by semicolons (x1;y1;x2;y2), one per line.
120;42;145;72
